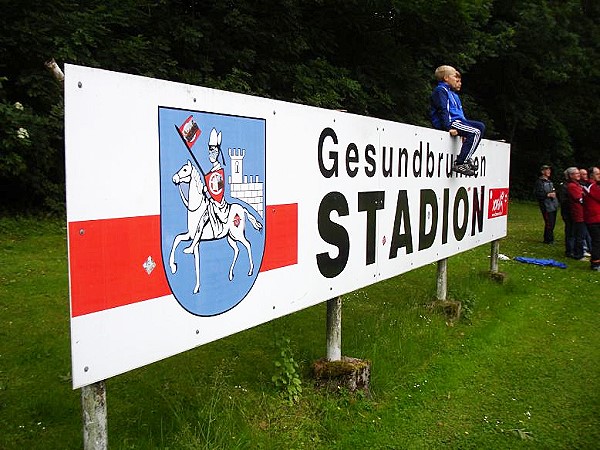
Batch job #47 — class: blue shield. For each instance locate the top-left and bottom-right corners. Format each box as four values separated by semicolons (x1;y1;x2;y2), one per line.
159;107;266;316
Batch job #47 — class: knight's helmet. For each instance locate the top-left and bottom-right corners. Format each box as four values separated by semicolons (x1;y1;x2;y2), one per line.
208;128;226;165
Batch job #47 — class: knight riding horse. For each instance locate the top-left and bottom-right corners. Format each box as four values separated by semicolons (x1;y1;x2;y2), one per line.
169;128;263;294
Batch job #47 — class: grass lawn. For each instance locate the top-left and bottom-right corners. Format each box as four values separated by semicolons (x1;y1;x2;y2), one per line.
0;201;598;449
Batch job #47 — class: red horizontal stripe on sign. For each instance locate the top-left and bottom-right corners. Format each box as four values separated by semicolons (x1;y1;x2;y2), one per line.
68;204;298;317
261;203;298;271
68;216;170;317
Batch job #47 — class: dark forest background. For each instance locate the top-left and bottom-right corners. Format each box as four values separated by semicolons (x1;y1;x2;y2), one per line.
1;0;598;214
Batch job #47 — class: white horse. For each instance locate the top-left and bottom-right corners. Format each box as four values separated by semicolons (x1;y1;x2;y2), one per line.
169;160;263;294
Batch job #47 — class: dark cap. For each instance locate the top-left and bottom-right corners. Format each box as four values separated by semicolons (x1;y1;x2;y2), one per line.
540;164;551;171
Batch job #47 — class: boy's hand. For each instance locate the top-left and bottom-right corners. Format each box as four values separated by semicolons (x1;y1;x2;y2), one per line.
449;129;458;136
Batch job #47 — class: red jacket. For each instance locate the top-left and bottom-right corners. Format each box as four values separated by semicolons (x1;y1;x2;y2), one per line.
584;182;600;224
566;180;584;222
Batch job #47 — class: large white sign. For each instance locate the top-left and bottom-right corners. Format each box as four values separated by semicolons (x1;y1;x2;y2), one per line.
65;64;510;388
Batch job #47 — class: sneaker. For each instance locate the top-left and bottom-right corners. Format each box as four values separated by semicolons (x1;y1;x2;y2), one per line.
452;162;475;177
584;251;591;257
465;158;476;170
591;266;600;272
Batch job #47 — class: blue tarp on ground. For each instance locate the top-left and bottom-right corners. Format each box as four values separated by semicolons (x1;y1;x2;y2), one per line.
514;256;567;269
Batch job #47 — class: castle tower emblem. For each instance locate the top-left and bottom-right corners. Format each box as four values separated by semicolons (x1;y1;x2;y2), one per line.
229;148;264;218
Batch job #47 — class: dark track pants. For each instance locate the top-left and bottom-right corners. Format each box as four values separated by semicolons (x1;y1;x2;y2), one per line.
450;119;486;164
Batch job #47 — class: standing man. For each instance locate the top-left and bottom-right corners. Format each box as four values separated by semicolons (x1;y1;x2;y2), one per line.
578;167;592;255
565;167;586;260
534;165;558;244
579;168;590;186
583;166;600;271
557;172;573;257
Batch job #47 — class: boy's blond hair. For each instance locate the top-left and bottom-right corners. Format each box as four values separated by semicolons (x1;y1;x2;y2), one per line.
435;65;456;81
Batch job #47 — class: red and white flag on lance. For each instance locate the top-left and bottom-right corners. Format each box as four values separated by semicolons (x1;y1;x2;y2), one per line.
178;115;201;148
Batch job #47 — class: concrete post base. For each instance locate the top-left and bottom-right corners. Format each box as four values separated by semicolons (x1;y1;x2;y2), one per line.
312;356;371;395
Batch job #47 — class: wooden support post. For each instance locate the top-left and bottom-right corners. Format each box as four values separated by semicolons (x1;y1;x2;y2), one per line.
490;239;499;273
489;239;506;282
432;258;462;322
81;381;107;450
315;296;370;394
437;258;448;301
326;296;342;361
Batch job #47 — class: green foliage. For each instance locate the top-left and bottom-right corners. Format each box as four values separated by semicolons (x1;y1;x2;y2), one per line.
292;58;369;110
271;336;303;404
469;0;600;196
450;287;477;323
0;0;598;211
0;97;32;177
0;80;64;214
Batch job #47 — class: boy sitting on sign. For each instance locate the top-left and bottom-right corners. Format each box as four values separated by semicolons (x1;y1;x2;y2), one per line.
430;65;486;177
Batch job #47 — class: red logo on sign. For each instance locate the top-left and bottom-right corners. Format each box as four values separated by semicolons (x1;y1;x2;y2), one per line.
488;188;509;218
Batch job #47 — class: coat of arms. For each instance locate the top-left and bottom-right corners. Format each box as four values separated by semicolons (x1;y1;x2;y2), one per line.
159;108;266;316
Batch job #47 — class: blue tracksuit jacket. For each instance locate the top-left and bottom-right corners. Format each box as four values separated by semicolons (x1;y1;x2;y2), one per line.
429;81;486;164
430;81;465;130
